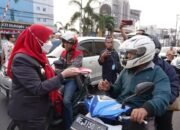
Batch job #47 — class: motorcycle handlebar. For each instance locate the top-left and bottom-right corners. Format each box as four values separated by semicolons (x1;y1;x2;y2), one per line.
118;116;148;125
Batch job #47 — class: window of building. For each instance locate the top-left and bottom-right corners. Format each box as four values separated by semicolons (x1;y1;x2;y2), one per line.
43;8;46;12
37;6;40;11
37;18;40;21
43;18;46;22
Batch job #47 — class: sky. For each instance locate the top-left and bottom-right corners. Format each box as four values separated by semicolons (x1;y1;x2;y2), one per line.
54;0;180;29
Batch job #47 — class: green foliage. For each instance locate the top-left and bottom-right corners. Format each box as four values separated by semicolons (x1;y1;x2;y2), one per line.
69;0;115;36
69;0;98;36
96;14;115;36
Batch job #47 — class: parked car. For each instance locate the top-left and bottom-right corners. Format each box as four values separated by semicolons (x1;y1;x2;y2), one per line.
48;37;121;85
49;39;61;53
47;40;64;60
0;37;121;98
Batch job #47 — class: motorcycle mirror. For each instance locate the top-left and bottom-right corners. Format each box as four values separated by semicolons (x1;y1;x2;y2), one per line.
53;60;64;70
135;82;154;95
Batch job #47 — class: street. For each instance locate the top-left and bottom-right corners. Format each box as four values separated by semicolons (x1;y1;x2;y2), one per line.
0;92;180;130
0;93;11;130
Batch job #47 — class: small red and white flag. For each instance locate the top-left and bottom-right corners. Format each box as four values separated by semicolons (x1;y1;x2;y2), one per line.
2;0;10;20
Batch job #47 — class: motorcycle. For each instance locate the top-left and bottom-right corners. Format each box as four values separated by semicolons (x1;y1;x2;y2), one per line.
48;61;93;130
71;82;154;130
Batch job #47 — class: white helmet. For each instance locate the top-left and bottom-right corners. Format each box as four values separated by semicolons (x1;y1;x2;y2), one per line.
120;35;155;69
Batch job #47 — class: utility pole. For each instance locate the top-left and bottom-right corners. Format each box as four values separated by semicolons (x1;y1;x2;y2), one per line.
175;14;180;46
80;0;83;36
2;0;10;20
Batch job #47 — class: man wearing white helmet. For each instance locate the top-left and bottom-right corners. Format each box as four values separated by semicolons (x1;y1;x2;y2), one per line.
120;23;179;130
98;35;171;130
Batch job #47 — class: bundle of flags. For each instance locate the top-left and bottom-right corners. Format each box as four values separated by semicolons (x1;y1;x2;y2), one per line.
2;0;10;20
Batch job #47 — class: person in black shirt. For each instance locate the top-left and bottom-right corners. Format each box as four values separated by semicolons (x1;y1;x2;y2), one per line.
98;36;122;84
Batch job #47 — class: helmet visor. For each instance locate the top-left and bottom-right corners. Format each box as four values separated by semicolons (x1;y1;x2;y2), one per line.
120;47;146;66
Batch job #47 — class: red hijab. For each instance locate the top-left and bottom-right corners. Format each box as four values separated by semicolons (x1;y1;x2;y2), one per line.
7;24;62;113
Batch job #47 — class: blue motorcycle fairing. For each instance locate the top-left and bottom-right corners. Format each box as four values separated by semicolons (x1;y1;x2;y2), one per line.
84;95;130;120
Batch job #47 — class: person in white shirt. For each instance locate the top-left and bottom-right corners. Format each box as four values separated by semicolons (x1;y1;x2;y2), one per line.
1;34;16;70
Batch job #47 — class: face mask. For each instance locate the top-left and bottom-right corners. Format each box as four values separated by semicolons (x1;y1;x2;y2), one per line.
41;40;53;53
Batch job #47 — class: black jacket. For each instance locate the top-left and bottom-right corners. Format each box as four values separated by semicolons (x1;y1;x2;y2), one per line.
153;56;179;104
8;53;64;120
98;49;122;84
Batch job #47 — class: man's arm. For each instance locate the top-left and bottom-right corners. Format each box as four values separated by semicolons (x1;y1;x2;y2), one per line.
156;59;179;103
98;54;105;65
108;69;124;98
120;22;128;41
142;67;171;117
12;55;64;96
98;50;110;65
164;64;179;104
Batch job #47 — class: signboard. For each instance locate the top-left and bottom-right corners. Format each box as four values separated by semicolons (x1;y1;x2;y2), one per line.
0;21;30;30
0;21;30;34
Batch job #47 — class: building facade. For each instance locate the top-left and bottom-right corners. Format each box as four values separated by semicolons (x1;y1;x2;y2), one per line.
130;9;141;23
0;0;33;23
100;0;130;29
0;0;54;26
32;0;54;26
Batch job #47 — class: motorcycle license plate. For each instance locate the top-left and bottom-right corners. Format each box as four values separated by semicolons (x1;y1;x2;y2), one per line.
71;114;108;130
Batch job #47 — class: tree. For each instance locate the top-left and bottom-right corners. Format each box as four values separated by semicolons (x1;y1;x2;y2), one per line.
69;0;98;36
55;22;79;34
96;14;115;36
64;23;79;34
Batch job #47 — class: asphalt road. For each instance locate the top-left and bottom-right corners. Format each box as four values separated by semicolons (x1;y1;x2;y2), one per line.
0;93;11;130
0;93;180;130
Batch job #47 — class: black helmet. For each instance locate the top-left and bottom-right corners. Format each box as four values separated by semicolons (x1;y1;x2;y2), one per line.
143;34;161;54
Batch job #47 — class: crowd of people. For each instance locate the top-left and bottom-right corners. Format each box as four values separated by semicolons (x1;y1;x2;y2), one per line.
0;23;179;130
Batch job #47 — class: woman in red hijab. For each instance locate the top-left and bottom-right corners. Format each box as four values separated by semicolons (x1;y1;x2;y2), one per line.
7;24;80;130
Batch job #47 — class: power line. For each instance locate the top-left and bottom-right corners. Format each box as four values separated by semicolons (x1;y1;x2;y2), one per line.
0;7;53;17
2;13;53;20
2;0;10;20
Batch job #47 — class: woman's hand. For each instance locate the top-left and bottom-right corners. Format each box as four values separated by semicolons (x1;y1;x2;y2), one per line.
98;80;110;91
61;67;80;78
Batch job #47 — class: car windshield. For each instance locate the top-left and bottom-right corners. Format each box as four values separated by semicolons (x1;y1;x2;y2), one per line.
48;39;61;54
